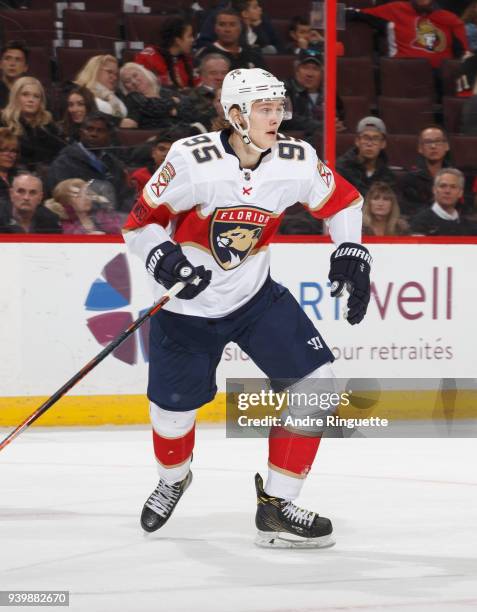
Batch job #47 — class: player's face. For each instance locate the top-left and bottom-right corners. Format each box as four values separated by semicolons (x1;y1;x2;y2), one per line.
10;176;43;214
418;128;449;162
248;100;285;148
215;15;242;45
433;173;463;209
369;194;392;219
151;141;172;167
67;93;87;123
0;49;27;79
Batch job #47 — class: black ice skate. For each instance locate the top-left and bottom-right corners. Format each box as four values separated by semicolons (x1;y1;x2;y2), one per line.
254;473;334;548
140;471;192;533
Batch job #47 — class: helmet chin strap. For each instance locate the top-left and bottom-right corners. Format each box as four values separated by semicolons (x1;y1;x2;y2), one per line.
230;115;269;154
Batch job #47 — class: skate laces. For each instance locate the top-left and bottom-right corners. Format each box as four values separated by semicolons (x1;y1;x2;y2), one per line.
145;479;181;517
281;501;316;528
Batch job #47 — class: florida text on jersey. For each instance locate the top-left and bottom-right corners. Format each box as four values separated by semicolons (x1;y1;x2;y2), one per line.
123;130;362;317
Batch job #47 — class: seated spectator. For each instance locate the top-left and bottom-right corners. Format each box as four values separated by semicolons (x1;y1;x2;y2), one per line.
119;62;187;130
75;55;127;120
0;128;20;216
285;16;324;55
180;54;231;132
410;167;477;234
1;77;64;170
462;1;477;52
47;112;135;214
196;9;267;71
232;0;282;54
0;172;61;233
134;17;198;89
129;128;178;195
336;117;396;196
362;181;409;235
348;0;471;69
0;41;29;109
45;178;122;235
57;86;98;143
283;48;346;140
400;126;452;216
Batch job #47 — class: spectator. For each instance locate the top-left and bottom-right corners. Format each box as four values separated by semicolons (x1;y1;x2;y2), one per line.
400;126;452;216
410;167;477;234
462;1;477;52
336;116;396;196
285;16;324;55
232;0;282;54
362;181;410;235
283;48;346;139
0;41;29;109
47;112;135;214
129;128;179;195
0;128;20;215
196;9;267;70
45;178;122;235
180;54;231;132
57;86;98;143
1;76;64;170
0;172;61;233
75;55;127;120
134;17;198;89
349;0;471;69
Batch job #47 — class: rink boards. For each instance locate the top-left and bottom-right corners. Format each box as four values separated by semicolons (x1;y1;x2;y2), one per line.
0;236;476;426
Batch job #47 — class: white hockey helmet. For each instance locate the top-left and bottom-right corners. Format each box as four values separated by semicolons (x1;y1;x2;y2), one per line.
220;68;291;152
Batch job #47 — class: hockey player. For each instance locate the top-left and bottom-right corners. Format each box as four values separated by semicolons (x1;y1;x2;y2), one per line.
122;68;371;548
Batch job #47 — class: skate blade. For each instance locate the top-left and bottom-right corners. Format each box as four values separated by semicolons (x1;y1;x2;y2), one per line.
255;530;335;549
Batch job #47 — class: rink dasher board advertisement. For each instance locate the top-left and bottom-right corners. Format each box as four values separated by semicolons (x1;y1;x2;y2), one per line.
0;239;475;425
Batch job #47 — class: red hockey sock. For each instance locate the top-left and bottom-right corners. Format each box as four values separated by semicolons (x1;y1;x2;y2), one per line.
152;425;195;467
268;425;321;477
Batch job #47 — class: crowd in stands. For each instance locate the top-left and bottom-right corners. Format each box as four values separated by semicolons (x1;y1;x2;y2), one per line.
0;0;476;237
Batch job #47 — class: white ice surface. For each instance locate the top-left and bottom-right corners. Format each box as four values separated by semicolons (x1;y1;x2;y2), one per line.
0;427;476;612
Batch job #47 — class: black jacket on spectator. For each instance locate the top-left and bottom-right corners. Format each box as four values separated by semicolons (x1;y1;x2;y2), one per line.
0;81;10;109
399;155;452;217
125;91;178;129
0;204;62;233
196;43;267;71
46;143;135;213
410;208;477;236
13;120;66;170
336;147;396;197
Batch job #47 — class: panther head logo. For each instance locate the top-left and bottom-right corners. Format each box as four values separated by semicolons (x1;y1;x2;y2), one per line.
210;206;271;270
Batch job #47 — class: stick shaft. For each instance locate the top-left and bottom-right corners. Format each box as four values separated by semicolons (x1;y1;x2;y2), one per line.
0;282;184;452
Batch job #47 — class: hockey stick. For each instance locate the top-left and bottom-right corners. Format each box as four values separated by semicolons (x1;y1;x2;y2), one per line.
0;281;186;453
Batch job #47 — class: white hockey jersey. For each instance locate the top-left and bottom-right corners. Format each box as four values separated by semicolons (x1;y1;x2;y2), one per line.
123;130;362;317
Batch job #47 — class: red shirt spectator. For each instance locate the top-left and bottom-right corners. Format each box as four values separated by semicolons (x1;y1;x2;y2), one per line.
360;0;470;68
134;16;199;89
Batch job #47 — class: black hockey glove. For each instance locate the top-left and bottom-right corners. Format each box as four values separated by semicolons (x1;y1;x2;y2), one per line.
146;241;211;300
328;242;371;325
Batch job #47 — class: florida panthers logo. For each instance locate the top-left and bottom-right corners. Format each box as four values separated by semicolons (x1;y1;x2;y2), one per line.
210;206;271;270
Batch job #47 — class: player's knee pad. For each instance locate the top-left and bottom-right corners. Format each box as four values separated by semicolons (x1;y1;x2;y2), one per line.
149;402;197;438
280;362;337;434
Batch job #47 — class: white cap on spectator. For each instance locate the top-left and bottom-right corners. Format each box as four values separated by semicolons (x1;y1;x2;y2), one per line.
357;116;387;135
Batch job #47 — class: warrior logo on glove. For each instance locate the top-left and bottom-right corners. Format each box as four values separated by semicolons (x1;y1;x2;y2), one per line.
328;242;372;326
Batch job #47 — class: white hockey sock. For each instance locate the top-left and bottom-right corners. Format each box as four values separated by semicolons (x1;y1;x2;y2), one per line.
264;467;305;501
